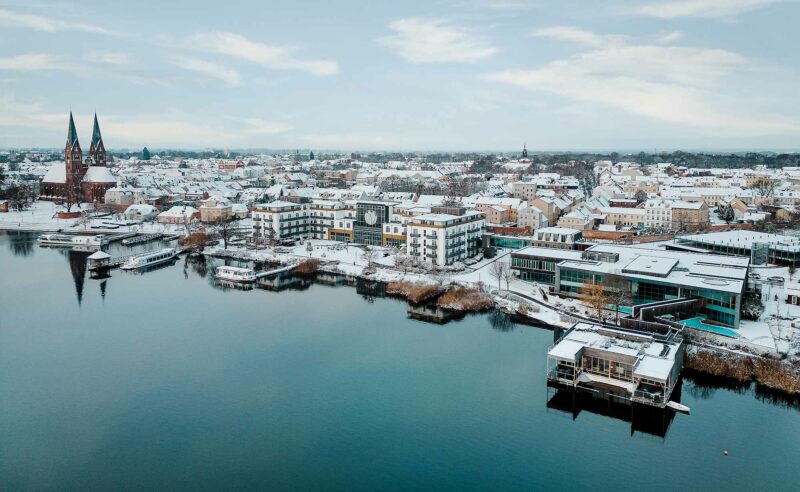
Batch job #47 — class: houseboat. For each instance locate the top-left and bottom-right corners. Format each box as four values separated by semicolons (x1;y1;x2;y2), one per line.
121;248;177;270
216;266;257;283
547;322;685;408
37;234;109;250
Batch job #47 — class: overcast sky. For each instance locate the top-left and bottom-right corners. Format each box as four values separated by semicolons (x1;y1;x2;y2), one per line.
1;0;799;151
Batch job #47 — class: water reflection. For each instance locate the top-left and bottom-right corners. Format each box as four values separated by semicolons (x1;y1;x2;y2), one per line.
546;386;676;438
67;250;89;305
488;310;516;332
8;231;35;257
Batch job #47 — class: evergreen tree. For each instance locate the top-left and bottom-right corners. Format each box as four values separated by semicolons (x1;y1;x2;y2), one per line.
141;147;151;160
309;151;315;161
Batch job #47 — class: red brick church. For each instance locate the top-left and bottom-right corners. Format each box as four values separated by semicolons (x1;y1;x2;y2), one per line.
40;112;117;203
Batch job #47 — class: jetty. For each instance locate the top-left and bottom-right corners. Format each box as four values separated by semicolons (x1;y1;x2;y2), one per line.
122;233;163;246
255;263;297;278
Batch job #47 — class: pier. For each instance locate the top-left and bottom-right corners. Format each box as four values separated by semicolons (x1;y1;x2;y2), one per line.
122;233;163;246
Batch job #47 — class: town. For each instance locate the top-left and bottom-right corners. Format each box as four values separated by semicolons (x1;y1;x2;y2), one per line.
2;112;800;405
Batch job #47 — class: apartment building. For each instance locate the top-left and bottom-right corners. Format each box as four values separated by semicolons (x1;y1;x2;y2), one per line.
252;200;310;240
406;207;485;267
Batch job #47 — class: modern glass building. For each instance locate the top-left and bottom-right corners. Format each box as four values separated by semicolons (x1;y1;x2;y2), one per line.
353;201;395;246
513;243;749;328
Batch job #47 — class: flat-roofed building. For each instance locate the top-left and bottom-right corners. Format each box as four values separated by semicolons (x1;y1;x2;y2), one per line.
406;208;485;267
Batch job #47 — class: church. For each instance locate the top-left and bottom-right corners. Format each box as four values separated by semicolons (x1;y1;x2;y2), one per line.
40;112;117;203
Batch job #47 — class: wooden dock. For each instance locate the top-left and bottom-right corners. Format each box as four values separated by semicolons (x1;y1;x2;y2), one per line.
122;233;163;246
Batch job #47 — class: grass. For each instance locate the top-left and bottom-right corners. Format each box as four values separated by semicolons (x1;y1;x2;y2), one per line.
436;287;494;312
684;350;800;394
386;280;444;304
295;258;320;275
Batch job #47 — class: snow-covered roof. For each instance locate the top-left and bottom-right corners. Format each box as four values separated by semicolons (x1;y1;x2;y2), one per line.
42;162;66;183
83;166;116;183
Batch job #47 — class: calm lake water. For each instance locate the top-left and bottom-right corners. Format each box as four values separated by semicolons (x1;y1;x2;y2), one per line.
0;231;798;490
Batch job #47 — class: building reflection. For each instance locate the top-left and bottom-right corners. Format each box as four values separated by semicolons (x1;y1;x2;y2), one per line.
67;249;89;305
546;385;677;438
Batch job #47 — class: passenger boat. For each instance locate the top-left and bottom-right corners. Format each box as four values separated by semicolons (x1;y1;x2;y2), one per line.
216;266;257;283
37;234;109;249
121;248;177;270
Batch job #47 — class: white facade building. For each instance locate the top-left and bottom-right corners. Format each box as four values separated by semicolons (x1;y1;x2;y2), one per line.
406;210;485;267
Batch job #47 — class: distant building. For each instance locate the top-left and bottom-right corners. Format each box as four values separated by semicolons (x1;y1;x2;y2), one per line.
40;113;116;203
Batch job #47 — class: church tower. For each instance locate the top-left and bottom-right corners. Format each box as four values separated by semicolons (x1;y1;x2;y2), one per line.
522;144;528;159
88;113;107;167
64;112;84;200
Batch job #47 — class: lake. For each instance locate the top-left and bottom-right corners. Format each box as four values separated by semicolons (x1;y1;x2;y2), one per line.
0;231;798;490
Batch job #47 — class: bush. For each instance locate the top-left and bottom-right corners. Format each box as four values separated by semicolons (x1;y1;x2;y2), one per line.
179;231;212;251
741;293;765;321
436;287;494;312
296;258;320;275
386;280;444;304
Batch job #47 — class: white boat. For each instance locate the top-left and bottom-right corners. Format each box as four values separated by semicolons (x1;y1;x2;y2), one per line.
121;248;177;270
666;401;691;413
216;266;257;283
37;234;109;249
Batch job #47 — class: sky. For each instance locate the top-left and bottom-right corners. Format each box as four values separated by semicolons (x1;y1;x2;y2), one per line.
1;0;799;151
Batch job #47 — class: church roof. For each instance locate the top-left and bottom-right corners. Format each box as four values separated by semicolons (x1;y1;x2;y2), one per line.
42;162;66;184
83;166;116;183
67;112;79;148
91;113;103;147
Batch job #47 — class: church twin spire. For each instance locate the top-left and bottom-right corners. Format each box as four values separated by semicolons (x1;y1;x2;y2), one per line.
65;111;106;166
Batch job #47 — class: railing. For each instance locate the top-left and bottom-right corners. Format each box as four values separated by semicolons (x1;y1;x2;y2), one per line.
632;389;665;406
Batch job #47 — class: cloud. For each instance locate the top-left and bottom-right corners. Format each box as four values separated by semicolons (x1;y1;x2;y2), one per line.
184;32;338;76
173;57;241;87
531;26;626;47
0;8;114;35
85;52;131;66
0;53;66;71
302;132;408;149
636;0;781;19
657;30;684;43
0;96;293;147
485;29;800;136
377;18;497;63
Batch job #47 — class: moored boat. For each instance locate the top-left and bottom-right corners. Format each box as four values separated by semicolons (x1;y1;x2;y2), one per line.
666;401;690;413
121;248;177;270
37;234;109;249
216;266;257;283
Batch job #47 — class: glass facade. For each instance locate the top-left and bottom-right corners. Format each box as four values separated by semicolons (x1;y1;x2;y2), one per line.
353;203;390;246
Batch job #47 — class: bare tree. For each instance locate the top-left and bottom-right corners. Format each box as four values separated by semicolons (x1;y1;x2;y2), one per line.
362;246;379;266
580;281;608;321
752;177;777;202
602;276;632;325
489;260;510;290
211;216;238;249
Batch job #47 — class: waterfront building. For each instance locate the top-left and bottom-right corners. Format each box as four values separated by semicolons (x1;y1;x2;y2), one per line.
512;243;749;328
547;322;684;408
353;201;396;246
674;230;800;266
252;200;310;240
40;113;116;203
157;206;199;224
406;207;485;267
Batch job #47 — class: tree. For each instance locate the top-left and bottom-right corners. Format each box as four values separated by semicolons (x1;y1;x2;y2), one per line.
63;175;82;213
141;147;151;160
751;177;776;202
211;216;238;249
634;190;648;204
602;276;632;325
717;204;735;224
309;151;315;161
580;281;608;321
362;246;378;266
6;184;35;211
489;260;510;290
180;231;213;252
